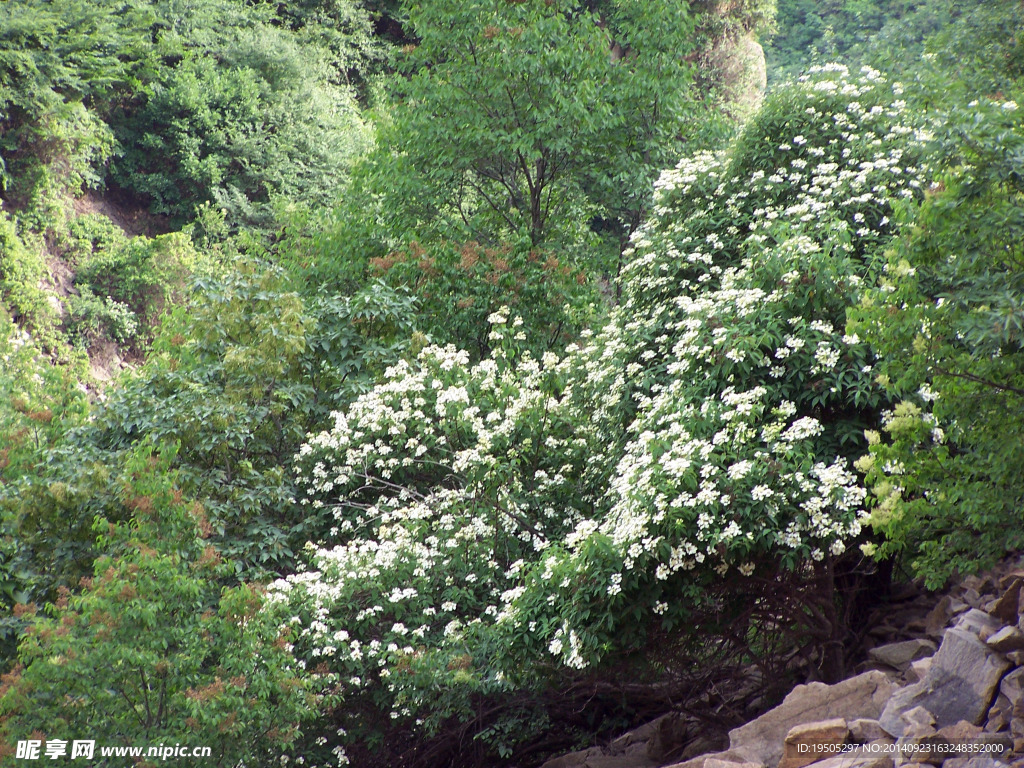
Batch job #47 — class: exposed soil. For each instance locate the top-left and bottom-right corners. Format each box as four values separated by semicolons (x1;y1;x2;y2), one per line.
72;187;170;238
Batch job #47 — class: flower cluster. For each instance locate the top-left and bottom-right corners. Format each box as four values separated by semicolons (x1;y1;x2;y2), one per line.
267;65;928;762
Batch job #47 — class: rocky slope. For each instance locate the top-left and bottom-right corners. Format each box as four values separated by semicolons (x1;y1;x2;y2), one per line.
543;557;1024;768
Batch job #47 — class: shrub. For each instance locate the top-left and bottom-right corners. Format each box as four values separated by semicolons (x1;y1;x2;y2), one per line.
0;446;318;764
113;27;369;228
850;94;1024;586
267;64;927;766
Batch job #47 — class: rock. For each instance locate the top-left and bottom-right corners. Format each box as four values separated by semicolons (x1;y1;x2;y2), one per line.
707;34;766;120
989;579;1023;624
949;599;971;616
964;589;984;610
955;610;1005;641
999;668;1024;714
944;758;1003;768
999;570;1024;589
607;712;690;761
665;748;763;768
963;575;991;593
903;707;937;731
540;746;659;768
727;672;897;768
778;719;849;768
870;640;938;672
907;657;934;685
811;753;893;768
984;693;1012;733
936;721;984;741
851;719;889;744
926;597;954;637
879;629;1012;738
986;626;1024;653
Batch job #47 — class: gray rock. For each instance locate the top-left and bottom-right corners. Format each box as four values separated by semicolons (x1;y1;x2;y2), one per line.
665;748;763;768
986;626;1024;653
850;719;889;744
810;753;893;768
984;693;1012;733
989;579;1023;624
903;707;937;731
907;657;934;685
779;718;849;768
956;610;1005;641
727;671;897;768
925;597;954;638
879;629;1012;738
999;668;1024;718
870;640;938;672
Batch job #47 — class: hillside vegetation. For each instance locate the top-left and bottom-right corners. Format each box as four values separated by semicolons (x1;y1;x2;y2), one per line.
1;0;1023;766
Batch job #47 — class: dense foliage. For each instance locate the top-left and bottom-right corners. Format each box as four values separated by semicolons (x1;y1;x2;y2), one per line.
269;64;927;764
851;94;1024;586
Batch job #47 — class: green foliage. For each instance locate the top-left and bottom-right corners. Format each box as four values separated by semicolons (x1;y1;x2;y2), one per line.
850;94;1024;587
271;65;926;765
1;0;376;232
860;0;1024;97
378;0;701;251
766;0;1024;91
764;0;920;81
80;262;417;576
367;239;599;358
114;31;370;228
0;214;55;337
0;0;137;196
70;232;206;349
0;446;317;764
0;311;88;657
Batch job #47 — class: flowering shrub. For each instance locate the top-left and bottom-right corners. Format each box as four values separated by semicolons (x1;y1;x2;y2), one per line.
270;65;927;766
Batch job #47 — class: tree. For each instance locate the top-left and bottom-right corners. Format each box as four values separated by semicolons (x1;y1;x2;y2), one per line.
271;64;928;766
380;0;700;254
0;446;317;765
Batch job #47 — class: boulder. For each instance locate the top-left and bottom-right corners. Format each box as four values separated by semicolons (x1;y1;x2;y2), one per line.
936;721;984;742
983;693;1012;732
998;667;1024;717
869;640;937;672
925;597;953;638
878;629;1011;738
539;745;659;768
989;579;1022;624
809;753;893;768
727;671;896;768
944;758;1003;768
778;719;849;768
985;626;1024;653
666;748;764;768
907;658;934;685
850;719;890;744
954;610;1004;641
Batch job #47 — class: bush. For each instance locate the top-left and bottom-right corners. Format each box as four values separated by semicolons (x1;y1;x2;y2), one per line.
267;64;928;766
0;446;318;763
70;232;205;349
850;94;1024;587
113;26;370;228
